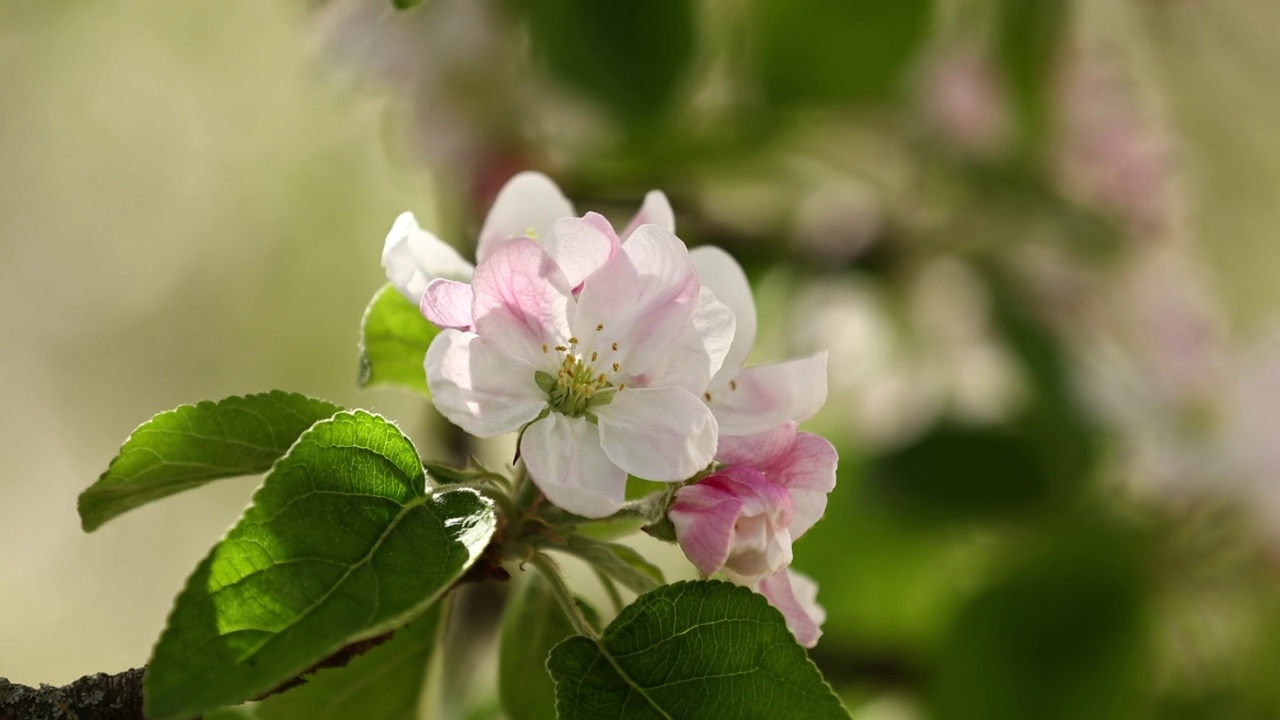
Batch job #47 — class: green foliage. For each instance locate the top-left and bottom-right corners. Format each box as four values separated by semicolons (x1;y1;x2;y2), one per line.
358;284;440;395
995;0;1068;153
556;535;664;595
209;602;444;720
499;575;577;720
144;411;497;720
522;0;695;129
77;391;341;531
547;581;849;719
754;0;933;107
392;0;425;8
931;518;1152;720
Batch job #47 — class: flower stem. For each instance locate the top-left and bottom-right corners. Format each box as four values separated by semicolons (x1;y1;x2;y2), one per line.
530;552;599;640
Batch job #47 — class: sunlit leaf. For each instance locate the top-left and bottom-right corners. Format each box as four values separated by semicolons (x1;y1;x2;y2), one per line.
358;284;439;394
78;391;341;531
144;411;497;720
557;535;664;595
548;581;849;719
499;575;577;720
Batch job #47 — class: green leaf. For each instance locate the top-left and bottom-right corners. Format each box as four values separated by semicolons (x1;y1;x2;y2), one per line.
358;284;440;395
522;0;694;129
547;581;849;719
228;601;445;720
557;535;664;595
754;0;933;106
995;0;1068;153
77;391;342;532
499;575;577;720
392;0;425;8
144;411;497;720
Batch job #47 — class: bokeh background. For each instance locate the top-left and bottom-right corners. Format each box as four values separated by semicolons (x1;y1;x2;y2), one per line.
5;0;1280;717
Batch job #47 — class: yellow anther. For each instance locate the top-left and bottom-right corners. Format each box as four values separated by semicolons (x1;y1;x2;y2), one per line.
612;362;620;372
542;343;549;354
596;323;604;331
568;337;579;345
611;342;618;351
555;345;567;352
590;351;598;362
729;379;738;390
704;392;713;401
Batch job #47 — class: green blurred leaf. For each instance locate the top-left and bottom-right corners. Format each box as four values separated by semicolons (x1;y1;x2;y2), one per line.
754;0;932;106
557;535;664;595
217;602;445;720
358;284;439;395
78;391;342;532
499;575;577;720
144;411;497;720
522;0;694;128
392;0;425;8
932;520;1151;720
868;422;1051;521
547;581;849;719
995;0;1067;152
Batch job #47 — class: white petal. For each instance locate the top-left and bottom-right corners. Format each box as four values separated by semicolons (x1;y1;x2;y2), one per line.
520;414;627;518
544;213;620;289
691;245;757;383
420;278;474;330
425;330;546;437
476;172;575;262
640;287;735;394
757;569;825;648
470;237;573;366
382;212;474;302
573;224;699;377
595;387;717;481
621;190;676;239
711;352;829;435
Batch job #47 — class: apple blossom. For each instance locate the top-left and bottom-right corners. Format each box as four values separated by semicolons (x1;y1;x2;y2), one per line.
758;569;827;649
425;225;733;518
668;422;837;646
689;246;828;436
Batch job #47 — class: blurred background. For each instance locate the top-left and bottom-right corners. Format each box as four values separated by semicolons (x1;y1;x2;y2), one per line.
4;0;1280;717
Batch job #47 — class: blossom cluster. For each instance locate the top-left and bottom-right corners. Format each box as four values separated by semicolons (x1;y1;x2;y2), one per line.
382;172;837;647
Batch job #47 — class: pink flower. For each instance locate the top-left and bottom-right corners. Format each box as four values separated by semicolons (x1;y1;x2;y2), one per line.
689;246;828;436
425;224;733;518
668;422;837;646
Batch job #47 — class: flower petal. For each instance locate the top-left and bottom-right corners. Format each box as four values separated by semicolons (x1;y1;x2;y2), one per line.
383;211;475;302
425;330;545;437
544;213;621;289
639;287;735;394
621;190;676;239
520;413;627;518
691;245;757;383
476;171;575;262
421;278;475;331
595;386;717;481
716;421;797;467
669;481;742;577
573;224;700;377
757;569;825;648
710;352;829;435
770;432;838;539
471;237;572;365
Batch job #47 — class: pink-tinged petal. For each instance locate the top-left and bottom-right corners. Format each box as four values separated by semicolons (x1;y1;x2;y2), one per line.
594;387;717;481
690;246;757;383
425;330;546;437
477;171;575;262
757;569;825;648
421;278;475;331
573;225;700;377
544;213;621;289
716;422;798;467
669;481;743;576
383;212;475;302
621;190;676;239
770;432;838;539
710;352;829;435
639;287;736;394
471;237;573;365
520;413;627;518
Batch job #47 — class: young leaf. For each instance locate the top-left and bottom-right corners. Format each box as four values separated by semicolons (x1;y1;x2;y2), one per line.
358;284;440;394
557;535;664;595
78;391;342;532
548;581;849;719
498;575;577;720
226;601;445;720
144;411;497;720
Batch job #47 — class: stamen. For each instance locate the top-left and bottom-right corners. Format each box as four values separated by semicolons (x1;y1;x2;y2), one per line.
729;379;738;390
591;351;598;362
612;362;620;372
596;323;604;332
611;342;618;351
542;343;548;354
555;345;567;352
704;392;712;401
568;337;579;345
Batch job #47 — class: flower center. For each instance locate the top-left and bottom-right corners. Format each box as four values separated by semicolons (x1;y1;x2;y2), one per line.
536;336;622;417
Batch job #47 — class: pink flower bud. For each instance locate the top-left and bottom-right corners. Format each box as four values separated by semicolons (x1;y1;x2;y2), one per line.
668;466;794;586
